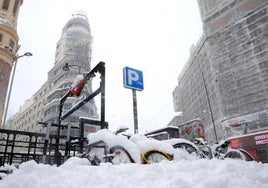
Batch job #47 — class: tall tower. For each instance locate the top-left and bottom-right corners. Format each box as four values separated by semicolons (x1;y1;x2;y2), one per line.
0;0;23;128
43;11;98;135
5;11;98;137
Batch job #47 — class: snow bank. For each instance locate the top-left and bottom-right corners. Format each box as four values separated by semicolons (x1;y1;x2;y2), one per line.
1;159;268;188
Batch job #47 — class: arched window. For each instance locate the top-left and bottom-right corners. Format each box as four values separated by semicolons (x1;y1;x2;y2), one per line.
9;39;14;50
2;0;10;10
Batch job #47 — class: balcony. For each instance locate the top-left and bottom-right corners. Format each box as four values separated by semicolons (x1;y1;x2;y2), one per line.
0;9;17;30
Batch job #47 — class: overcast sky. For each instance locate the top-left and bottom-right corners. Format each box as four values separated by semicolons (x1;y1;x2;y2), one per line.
8;0;203;133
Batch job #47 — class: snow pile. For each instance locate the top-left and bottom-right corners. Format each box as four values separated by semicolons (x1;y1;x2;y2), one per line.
71;74;84;89
88;129;176;162
1;130;267;187
0;164;17;180
87;129;141;163
130;134;175;156
1;158;268;188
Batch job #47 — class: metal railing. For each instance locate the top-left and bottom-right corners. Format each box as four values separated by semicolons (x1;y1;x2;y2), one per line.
0;126;82;166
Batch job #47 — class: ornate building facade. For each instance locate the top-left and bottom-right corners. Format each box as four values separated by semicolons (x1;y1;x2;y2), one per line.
0;0;23;128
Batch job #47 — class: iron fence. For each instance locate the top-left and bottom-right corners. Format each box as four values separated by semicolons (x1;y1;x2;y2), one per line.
0;127;82;166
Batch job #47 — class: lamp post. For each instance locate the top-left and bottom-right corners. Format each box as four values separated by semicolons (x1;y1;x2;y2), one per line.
2;46;33;128
55;62;104;166
200;69;218;143
58;62;91;135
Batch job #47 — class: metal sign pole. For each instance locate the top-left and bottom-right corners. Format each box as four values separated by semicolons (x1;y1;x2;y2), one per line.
123;66;143;134
132;89;139;134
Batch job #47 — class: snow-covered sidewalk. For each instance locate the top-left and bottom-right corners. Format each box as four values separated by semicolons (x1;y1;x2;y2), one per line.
1;157;268;188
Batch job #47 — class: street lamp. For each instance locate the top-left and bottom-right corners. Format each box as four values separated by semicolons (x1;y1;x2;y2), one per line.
2;46;33;128
62;63;89;73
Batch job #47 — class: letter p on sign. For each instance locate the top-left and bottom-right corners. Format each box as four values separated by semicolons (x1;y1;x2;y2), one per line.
128;70;139;85
123;67;144;91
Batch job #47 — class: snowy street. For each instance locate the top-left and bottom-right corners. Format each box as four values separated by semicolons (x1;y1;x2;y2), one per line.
1;157;268;188
1;1;268;187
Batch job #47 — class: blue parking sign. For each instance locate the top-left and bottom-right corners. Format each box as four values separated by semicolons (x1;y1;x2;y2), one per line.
123;67;144;91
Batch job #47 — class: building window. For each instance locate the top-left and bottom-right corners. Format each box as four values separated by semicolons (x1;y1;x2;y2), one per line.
13;0;19;15
2;0;10;10
9;39;14;50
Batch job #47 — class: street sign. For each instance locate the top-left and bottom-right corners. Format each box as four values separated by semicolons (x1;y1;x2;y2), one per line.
123;66;144;91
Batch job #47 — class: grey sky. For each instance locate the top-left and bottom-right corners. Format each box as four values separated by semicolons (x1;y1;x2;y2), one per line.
9;0;202;133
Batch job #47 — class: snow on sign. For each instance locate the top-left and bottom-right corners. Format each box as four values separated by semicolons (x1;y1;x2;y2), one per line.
123;66;144;91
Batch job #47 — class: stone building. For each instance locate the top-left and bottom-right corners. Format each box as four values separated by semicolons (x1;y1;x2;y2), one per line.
6;11;99;137
0;0;23;128
173;0;268;143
